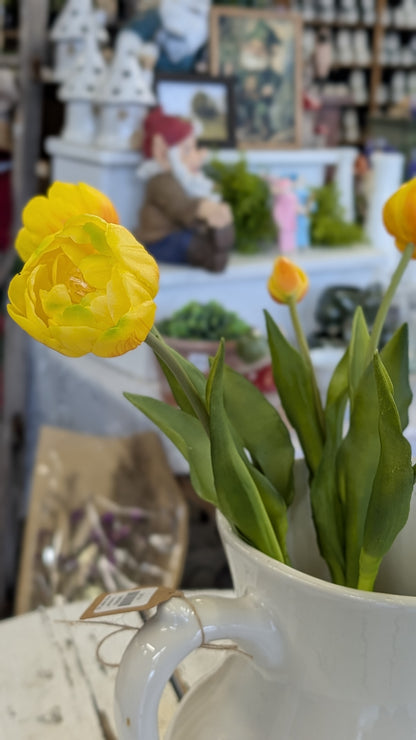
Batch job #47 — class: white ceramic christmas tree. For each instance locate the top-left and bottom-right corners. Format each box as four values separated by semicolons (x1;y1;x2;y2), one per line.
50;0;108;82
58;20;107;144
95;30;156;151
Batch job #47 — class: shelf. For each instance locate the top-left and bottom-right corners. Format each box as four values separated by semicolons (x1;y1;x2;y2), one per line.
304;19;376;29
380;63;416;69
304;18;416;31
332;63;372;69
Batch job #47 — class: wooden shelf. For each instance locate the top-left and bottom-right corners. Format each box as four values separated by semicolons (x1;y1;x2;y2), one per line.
332;62;372;69
304;19;376;29
303;18;416;31
297;0;416;138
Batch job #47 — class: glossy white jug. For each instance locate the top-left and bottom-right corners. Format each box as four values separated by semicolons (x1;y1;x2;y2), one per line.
115;482;416;740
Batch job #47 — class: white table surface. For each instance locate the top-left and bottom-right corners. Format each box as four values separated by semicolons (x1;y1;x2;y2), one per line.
0;597;227;740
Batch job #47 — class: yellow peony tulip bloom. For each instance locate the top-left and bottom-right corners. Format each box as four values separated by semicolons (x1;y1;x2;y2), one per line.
15;181;120;262
7;214;159;358
383;178;416;256
267;256;309;305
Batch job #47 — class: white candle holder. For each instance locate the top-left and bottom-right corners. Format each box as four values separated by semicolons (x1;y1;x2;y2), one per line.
95;31;155;151
58;25;107;145
50;0;108;82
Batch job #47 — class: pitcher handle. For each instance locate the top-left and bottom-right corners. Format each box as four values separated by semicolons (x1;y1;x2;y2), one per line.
114;593;281;739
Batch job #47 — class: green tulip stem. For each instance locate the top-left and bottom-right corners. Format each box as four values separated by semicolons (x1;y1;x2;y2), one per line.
368;242;414;358
288;297;325;435
146;327;210;434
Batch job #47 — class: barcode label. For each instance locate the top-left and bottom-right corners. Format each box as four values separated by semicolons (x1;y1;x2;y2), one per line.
94;587;158;613
80;586;178;619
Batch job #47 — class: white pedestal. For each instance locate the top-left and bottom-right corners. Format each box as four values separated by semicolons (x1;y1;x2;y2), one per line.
45;142;358;235
365;151;405;274
45;136;143;233
155;245;387;341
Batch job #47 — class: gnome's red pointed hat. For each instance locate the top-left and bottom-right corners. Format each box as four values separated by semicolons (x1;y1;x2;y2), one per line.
142;107;193;158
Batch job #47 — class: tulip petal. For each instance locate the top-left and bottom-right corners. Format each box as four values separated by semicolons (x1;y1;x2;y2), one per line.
7;304;57;348
107;226;159;296
15;183;120;262
84;294;113;327
8;271;28;314
49;324;99;356
92;303;156;357
49;182;119;225
79;254;113;289
61;304;96;327
40;284;72;318
106;266;131;324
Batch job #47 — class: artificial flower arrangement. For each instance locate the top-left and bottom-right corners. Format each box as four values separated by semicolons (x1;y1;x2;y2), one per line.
7;180;416;592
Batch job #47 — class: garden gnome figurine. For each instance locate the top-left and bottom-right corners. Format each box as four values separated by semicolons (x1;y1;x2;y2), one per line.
125;0;211;73
49;0;108;82
95;30;156;151
136;107;234;271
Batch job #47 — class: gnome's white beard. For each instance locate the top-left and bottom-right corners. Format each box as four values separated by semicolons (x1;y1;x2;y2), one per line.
169;145;220;201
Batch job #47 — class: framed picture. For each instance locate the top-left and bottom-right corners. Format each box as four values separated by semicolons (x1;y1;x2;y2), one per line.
210;7;302;148
154;73;236;148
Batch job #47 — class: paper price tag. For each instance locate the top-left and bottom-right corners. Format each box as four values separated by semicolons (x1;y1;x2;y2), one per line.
80;586;179;619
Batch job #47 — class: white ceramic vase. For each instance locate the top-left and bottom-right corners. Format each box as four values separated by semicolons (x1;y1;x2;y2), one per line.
114;471;416;740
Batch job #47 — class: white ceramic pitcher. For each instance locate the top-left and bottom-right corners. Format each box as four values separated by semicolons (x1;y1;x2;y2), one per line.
114;480;416;740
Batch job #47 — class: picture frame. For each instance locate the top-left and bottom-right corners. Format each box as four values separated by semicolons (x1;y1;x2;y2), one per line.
154;73;236;149
209;7;302;149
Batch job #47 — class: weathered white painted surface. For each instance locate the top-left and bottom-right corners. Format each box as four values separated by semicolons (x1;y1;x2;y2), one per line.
0;599;181;739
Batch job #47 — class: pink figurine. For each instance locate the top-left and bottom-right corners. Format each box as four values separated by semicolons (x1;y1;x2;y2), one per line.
271;177;298;254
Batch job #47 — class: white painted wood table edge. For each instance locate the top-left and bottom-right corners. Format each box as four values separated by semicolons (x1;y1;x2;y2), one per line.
0;594;232;739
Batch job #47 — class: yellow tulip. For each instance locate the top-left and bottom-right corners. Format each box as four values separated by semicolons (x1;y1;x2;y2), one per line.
15;182;119;262
383;178;416;256
267;256;309;304
8;214;159;358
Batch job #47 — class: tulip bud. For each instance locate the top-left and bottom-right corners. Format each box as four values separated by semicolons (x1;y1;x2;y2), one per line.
267;256;309;304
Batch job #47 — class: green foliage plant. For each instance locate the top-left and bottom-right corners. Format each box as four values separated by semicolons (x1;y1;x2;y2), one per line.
157;300;252;341
206;158;277;253
157;300;269;363
310;182;367;247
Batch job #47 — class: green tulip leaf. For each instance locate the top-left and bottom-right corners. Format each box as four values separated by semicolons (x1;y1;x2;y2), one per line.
358;353;414;591
146;330;207;418
223;365;295;506
206;341;283;560
124;393;217;506
248;463;289;563
380;323;412;431
310;347;349;585
264;310;324;476
348;306;370;401
336;360;380;588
